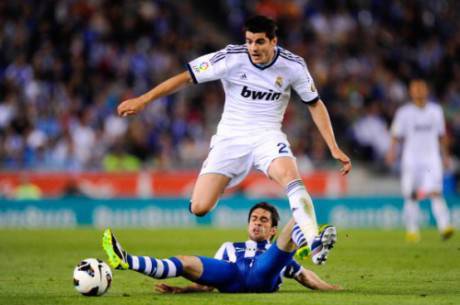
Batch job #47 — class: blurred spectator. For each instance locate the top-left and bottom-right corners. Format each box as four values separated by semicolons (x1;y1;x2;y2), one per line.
61;178;88;198
0;0;458;195
13;175;42;200
351;100;391;164
103;140;141;172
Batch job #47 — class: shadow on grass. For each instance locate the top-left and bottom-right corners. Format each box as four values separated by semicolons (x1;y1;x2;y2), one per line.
276;288;458;297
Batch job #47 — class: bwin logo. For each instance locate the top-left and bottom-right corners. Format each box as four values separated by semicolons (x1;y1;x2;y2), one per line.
241;86;281;101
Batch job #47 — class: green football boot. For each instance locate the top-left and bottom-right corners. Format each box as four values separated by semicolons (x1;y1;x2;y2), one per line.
294;245;311;261
102;228;129;270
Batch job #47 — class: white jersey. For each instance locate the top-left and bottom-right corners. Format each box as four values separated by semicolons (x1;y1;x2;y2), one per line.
187;44;319;136
391;102;445;168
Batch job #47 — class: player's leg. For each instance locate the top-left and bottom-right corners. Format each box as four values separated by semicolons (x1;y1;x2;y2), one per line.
246;220;311;292
193;256;242;292
253;132;335;264
429;193;454;239
401;168;420;242
247;220;308;282
421;163;454;240
275;218;310;258
403;196;421;242
268;157;318;243
276;218;297;252
189;173;230;216
102;228;240;288
102;228;182;276
190;134;252;216
279;218;337;264
268;157;330;258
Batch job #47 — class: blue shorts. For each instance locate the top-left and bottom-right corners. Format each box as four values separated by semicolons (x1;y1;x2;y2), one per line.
196;243;295;293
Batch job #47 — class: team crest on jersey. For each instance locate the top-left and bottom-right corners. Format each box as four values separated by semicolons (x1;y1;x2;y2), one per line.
275;76;283;88
193;62;209;73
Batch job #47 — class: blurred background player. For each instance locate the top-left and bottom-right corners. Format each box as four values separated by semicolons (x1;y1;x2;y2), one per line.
117;15;351;264
386;79;454;242
103;202;341;293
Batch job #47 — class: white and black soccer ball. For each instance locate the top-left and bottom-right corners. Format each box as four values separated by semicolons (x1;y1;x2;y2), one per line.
73;258;112;296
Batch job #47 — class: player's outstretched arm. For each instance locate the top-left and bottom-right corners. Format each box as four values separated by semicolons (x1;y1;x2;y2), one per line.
307;100;351;175
295;268;342;291
117;71;193;117
155;283;214;294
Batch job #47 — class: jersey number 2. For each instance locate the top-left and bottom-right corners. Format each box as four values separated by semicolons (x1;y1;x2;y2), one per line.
277;143;288;154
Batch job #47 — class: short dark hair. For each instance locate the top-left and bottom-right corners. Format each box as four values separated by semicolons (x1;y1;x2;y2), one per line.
248;202;280;227
244;15;278;40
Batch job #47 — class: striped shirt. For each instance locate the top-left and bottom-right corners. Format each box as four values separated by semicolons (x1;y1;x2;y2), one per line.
214;239;302;280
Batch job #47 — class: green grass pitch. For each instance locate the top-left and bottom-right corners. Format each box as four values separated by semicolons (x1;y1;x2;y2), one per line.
0;228;459;305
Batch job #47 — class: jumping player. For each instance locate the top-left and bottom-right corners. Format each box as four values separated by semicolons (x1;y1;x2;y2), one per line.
117;16;351;263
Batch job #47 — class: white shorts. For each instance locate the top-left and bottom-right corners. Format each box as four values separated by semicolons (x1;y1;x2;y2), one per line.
199;131;295;188
401;162;443;198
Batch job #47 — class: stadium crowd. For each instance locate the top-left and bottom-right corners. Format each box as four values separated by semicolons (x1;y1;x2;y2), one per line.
0;0;459;185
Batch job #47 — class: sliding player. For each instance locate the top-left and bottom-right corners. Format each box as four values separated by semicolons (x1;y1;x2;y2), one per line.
103;202;341;293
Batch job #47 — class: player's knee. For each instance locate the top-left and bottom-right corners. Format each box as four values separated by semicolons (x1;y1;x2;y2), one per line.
269;160;300;184
189;202;210;217
278;169;298;181
176;255;192;268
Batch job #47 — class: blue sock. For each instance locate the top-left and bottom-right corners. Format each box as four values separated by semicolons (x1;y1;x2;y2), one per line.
292;223;308;248
127;255;183;279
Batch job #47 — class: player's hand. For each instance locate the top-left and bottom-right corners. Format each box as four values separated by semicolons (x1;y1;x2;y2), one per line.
385;149;396;166
442;155;452;170
117;97;147;117
328;284;344;291
331;147;351;175
154;283;186;294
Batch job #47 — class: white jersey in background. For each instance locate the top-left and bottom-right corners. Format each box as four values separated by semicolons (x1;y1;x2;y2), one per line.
391;101;446;195
187;44;319;136
391;100;454;238
391;102;445;167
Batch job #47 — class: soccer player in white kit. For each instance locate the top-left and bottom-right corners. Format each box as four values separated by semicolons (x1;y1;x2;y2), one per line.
386;79;454;242
117;16;352;264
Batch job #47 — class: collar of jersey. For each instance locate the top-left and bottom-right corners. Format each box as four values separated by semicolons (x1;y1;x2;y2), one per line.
247;47;280;70
247;239;271;246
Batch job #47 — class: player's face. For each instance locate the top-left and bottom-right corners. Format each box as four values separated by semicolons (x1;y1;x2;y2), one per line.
245;31;277;65
248;208;277;242
409;80;428;107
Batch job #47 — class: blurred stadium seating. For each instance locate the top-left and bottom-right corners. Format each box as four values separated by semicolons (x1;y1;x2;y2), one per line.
0;0;459;198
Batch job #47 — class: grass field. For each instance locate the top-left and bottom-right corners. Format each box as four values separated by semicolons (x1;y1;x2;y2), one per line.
0;228;459;305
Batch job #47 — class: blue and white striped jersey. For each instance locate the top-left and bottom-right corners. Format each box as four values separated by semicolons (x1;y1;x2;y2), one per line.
214;239;302;279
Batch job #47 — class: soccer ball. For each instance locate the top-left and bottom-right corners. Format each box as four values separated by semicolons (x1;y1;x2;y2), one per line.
73;258;112;296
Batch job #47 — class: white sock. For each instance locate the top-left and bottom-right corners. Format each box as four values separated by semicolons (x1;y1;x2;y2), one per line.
286;179;318;247
431;196;451;232
403;199;419;233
